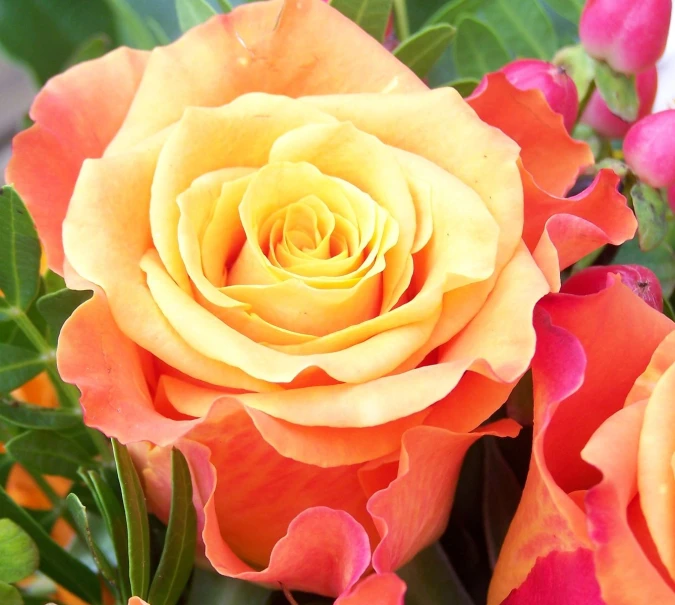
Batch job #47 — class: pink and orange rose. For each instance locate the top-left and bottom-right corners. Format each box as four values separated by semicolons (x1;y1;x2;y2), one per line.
7;0;637;599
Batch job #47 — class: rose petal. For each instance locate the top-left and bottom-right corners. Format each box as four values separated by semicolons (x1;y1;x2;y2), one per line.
335;573;406;605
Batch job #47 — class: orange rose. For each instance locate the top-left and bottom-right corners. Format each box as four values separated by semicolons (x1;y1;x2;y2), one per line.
489;270;675;604
7;0;636;598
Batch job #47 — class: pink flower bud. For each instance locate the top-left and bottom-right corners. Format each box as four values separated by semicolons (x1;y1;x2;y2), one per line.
581;67;658;138
562;264;663;311
623;109;675;188
498;59;579;131
580;0;672;74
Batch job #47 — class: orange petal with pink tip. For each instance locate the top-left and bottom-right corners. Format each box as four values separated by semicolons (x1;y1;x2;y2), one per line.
6;48;148;273
335;573;406;604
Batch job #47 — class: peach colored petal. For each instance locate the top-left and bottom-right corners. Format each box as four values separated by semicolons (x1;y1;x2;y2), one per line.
6;48;148;273
468;73;592;197
499;549;604;605
128;599;149;605
369;420;519;574
304;89;523;271
582;403;675;604
335;573;406;605
107;0;424;154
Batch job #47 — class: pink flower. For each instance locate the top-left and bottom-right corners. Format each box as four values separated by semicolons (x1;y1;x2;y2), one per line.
498;59;579;131
581;67;658;138
580;0;672;74
624;109;675;187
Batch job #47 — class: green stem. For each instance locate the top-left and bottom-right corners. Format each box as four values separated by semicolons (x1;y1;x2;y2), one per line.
393;0;410;41
577;79;597;122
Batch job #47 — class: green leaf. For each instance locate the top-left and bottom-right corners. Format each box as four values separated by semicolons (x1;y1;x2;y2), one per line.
0;397;81;431
330;0;394;42
66;494;117;586
483;0;558;60
146;17;172;45
0;0;116;83
5;430;92;479
664;297;675;321
453;17;509;80
0;187;41;321
0;344;44;394
482;437;522;567
0;519;39;583
148;449;197;605
82;469;131;602
215;0;233;11
0;486;101;604
0;455;13;488
398;543;474;605
43;272;66;295
393;24;456;78
104;0;157;49
615;237;675;298
113;439;150;600
631;183;669;252
543;0;583;23
442;77;479;97
426;0;482;26
64;33;112;68
0;582;22;605
553;45;596;101
187;568;272;605
36;288;93;347
176;0;217;32
594;60;639;122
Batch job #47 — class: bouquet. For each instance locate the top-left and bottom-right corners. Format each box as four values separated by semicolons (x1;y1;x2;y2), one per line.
0;0;673;603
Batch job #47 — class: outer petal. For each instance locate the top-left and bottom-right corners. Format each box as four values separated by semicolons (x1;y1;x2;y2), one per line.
6;48;149;273
468;73;593;197
582;403;675;604
107;0;425;154
500;549;604;605
335;573;406;605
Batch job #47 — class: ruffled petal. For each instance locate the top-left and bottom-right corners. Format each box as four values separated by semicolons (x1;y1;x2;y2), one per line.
335;573;406;605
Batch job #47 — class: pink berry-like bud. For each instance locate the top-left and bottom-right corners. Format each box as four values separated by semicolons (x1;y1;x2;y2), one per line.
563;265;663;311
499;59;579;131
580;0;672;74
624;109;675;188
581;67;658;138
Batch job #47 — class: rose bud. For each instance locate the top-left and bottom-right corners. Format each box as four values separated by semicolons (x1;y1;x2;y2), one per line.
581;66;658;138
499;59;579;131
580;0;672;74
562;264;663;311
624;109;675;188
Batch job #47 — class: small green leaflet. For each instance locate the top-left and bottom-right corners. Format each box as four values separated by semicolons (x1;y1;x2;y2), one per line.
37;288;93;347
176;0;218;33
104;0;156;49
0;397;81;431
442;77;479;97
426;0;482;27
453;17;509;80
594;59;639;122
0;518;39;584
0;583;22;605
544;0;583;23
0;344;44;394
330;0;394;42
394;24;456;78
631;183;669;252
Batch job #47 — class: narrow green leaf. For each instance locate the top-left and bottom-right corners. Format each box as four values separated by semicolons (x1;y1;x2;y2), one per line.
614;237;675;298
0;519;39;583
453;17;511;80
113;439;150;600
0;397;81;431
0;486;101;604
148;449;196;605
146;17;172;45
393;24;456;78
64;33;112;69
0;187;41;320
104;0;157;49
0;344;44;393
85;470;131;602
43;272;66;294
66;494;117;586
176;0;218;32
483;0;558;60
664;297;675;321
187;568;272;605
631;183;669;252
36;288;92;346
426;0;482;26
330;0;394;42
482;437;522;567
0;582;22;605
398;543;474;605
543;0;583;23
5;431;92;480
216;0;233;11
0;455;13;487
442;77;479;97
594;60;639;122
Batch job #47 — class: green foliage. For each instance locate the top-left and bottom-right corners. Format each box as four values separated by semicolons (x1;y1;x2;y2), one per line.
330;0;394;42
0;345;43;393
0;583;22;605
36;289;93;347
393;23;456;78
186;568;273;605
593;59;639;122
0;518;39;584
444;77;479;96
176;0;217;32
542;0;583;23
631;183;669;252
453;17;509;80
0;398;81;431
